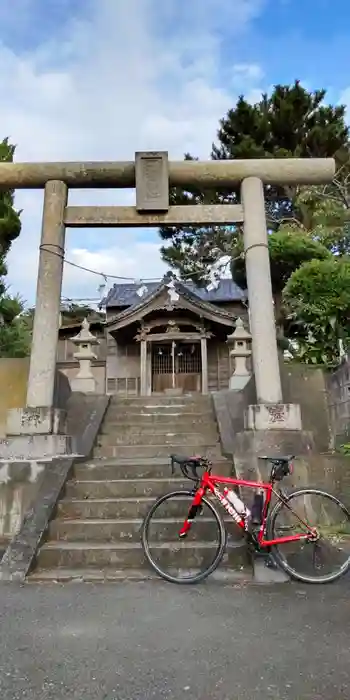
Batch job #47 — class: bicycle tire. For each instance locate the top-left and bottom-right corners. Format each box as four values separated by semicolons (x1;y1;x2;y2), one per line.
267;488;350;584
141;489;227;584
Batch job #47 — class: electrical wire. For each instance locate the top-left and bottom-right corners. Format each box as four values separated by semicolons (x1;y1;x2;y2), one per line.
39;244;164;282
61;296;102;303
40;244;244;286
40;243;245;308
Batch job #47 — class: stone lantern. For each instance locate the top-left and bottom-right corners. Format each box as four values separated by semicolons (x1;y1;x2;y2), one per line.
226;317;252;390
71;318;99;393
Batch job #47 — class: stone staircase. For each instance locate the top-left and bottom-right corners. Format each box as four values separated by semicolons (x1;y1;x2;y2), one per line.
30;394;248;582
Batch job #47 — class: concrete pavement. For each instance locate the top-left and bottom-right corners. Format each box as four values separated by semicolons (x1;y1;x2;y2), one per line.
0;579;349;699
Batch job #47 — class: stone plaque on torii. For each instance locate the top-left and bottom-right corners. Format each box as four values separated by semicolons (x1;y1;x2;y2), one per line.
0;152;335;456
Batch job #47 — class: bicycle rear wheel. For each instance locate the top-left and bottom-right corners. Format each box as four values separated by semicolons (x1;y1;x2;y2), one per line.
141;489;227;584
268;488;350;584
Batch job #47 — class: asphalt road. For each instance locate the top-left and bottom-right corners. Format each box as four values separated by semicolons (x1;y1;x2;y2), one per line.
0;579;349;700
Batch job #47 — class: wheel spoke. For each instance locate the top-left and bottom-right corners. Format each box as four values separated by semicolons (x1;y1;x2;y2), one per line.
141;490;227;584
270;489;350;584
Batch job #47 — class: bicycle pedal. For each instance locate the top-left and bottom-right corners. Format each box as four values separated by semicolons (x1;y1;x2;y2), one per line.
252;548;268;558
264;557;278;570
252;551;277;569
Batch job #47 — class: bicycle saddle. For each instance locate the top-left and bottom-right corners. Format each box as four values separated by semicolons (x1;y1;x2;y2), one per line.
259;454;295;465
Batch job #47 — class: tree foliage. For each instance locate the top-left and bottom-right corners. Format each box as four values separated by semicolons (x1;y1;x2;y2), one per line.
159;154;233;282
296;186;350;254
0;138;21;262
0;299;32;358
60;303;105;325
276;184;350;364
0;138;28;357
159;81;349;283
157;82;350;366
20;303;105;352
283;257;350;366
231;226;331;294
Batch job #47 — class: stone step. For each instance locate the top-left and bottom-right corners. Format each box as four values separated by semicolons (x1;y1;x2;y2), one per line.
102;414;216;428
65;477;187;499
58;494;233;519
48;517;239;543
36;540;248;570
106;404;213;417
97;432;219;447
93;444;223;459
100;420;217;435
109;395;212;406
74;457;232;481
29;568;252;584
105;411;215;421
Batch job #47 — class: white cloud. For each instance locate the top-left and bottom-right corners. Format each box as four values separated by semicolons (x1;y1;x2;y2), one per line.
1;0;265;305
339;87;350;121
232;63;264;81
63;238;168;302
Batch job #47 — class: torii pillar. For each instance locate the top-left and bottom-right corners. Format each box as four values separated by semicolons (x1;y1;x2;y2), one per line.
241;176;301;431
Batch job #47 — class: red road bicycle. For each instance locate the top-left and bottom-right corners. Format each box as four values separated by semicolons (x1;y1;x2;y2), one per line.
141;454;350;584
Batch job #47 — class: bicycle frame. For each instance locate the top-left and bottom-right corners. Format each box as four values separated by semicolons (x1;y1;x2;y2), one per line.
179;471;317;547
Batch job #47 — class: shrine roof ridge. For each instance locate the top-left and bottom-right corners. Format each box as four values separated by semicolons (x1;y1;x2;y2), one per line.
105;277;247;309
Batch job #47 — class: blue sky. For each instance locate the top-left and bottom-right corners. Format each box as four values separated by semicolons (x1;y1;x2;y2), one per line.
1;0;349;305
249;0;350;92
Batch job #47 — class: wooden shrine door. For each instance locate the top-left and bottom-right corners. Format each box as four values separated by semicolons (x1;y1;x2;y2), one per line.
151;342;201;393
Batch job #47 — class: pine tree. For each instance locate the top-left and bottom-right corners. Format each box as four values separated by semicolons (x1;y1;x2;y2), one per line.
159;81;349;284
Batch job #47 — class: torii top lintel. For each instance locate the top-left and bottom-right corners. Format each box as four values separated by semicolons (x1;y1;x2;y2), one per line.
0;152;335;189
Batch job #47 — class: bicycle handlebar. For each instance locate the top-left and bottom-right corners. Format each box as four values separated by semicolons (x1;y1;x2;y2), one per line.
170;454;211;482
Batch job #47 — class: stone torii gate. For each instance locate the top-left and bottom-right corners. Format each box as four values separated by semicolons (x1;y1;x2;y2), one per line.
0;152;334;455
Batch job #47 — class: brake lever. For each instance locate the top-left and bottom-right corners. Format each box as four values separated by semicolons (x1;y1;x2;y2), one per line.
170;456;175;476
190;457;208;482
190;463;198;481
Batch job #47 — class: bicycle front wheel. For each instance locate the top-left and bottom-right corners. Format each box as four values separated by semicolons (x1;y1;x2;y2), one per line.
141;490;227;584
268;488;350;584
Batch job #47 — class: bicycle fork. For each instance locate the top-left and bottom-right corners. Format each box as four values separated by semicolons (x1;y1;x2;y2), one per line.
178;487;205;538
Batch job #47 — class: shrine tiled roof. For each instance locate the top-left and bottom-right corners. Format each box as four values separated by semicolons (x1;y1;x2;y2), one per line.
105;277;246;309
105;275;243;332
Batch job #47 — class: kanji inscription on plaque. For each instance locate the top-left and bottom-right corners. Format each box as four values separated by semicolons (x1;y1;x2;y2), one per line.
135;151;169;211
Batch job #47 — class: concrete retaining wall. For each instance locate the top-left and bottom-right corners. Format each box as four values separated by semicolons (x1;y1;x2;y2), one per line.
307;453;350;502
326;361;350;448
281;362;331;452
0;394;110;572
213;363;331;457
0;394;109;582
0;359;72;437
212;362;350;499
0;460;46;553
0;369;71;552
0;358;30;437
